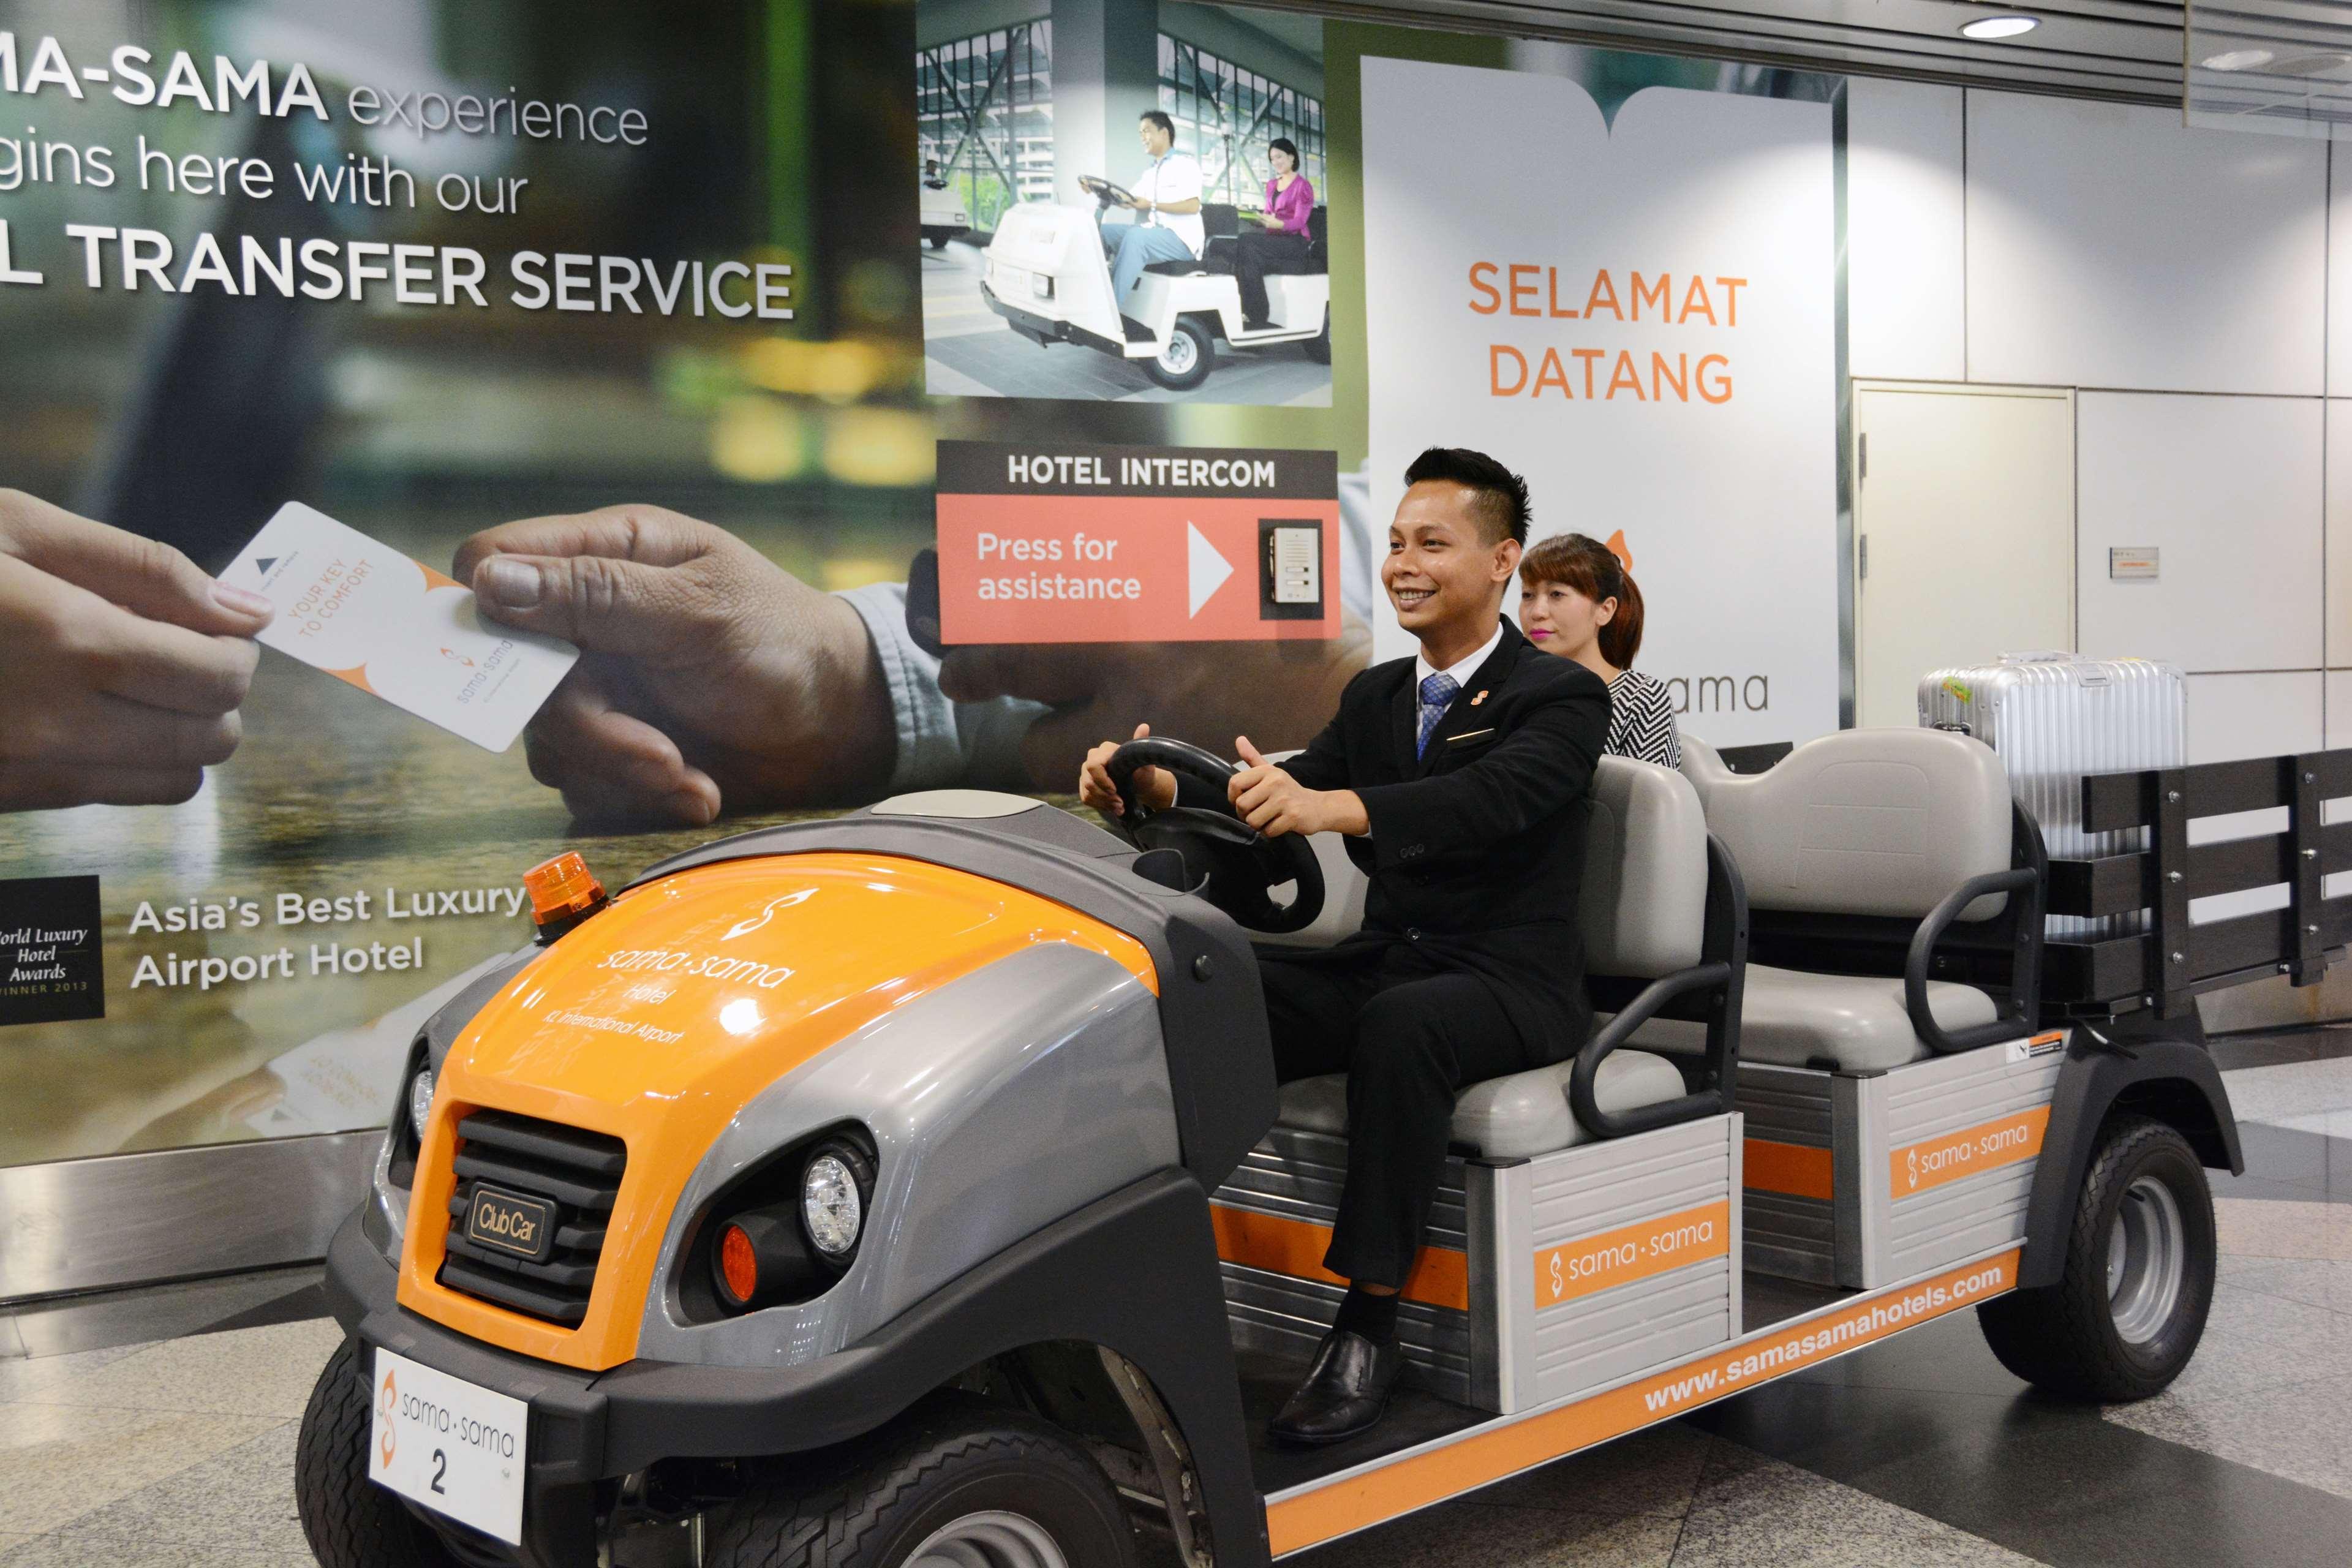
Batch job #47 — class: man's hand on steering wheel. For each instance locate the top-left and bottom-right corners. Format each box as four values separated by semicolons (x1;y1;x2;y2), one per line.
1076;175;1137;211
1080;723;1175;821
1230;737;1370;838
1077;728;1327;935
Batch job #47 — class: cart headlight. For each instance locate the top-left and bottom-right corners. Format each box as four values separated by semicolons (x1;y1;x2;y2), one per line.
1031;274;1054;301
698;1132;877;1317
408;1065;437;1139
804;1153;863;1256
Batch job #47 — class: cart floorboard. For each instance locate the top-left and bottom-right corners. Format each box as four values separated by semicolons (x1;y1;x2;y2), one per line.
1242;1268;1863;1495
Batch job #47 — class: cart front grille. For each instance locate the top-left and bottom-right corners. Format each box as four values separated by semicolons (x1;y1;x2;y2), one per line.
437;1109;625;1327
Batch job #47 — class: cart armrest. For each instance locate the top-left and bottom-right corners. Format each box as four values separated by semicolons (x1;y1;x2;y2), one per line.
1905;867;2041;1054
1569;962;1732;1139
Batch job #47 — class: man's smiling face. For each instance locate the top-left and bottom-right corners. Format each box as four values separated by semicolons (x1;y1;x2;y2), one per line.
1382;480;1513;641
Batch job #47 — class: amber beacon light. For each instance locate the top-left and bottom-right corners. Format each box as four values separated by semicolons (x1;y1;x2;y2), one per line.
523;851;609;941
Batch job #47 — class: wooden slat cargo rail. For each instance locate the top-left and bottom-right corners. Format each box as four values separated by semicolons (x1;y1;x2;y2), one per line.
2040;748;2352;1017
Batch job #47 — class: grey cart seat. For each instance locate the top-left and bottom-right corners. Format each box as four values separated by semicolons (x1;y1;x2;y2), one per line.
1270;756;1732;1157
1655;729;2040;1070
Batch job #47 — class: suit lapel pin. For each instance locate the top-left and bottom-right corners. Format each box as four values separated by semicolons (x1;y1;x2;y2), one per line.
1470;690;1488;706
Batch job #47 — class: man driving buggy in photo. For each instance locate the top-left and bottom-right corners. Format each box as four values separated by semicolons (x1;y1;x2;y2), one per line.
1103;109;1207;326
1080;448;1610;1445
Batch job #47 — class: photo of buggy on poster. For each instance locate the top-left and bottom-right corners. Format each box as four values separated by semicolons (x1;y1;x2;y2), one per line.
918;1;1332;405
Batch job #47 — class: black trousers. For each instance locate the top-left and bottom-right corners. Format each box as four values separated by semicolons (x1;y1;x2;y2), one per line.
1235;230;1313;323
1257;943;1532;1287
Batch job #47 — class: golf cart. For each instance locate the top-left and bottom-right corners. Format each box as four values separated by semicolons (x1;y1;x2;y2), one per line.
295;726;2332;1568
919;176;970;251
978;178;1330;392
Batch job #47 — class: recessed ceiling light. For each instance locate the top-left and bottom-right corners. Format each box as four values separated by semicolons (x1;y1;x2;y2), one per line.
2269;51;2352;79
2200;48;2275;72
1961;15;2040;40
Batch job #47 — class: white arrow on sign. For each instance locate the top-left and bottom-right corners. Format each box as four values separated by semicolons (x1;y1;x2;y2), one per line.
1187;522;1232;617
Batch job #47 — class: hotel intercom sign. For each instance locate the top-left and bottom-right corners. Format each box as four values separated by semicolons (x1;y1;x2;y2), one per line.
0;875;104;1027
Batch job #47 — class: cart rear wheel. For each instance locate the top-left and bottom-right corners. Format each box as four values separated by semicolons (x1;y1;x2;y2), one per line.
1144;317;1215;391
1300;309;1331;365
1977;1113;2216;1401
704;1397;1136;1568
296;1338;467;1567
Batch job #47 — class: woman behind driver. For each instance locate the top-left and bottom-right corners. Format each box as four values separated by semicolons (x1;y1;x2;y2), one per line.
1518;533;1680;768
1235;138;1315;331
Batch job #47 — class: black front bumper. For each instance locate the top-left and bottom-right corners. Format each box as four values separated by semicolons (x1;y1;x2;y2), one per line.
325;1215;921;1566
980;281;1125;357
326;1170;1270;1568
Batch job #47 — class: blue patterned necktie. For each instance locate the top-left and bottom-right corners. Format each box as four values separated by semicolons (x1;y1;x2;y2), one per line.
1415;671;1459;759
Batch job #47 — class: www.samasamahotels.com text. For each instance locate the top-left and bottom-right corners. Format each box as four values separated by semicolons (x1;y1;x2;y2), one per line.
1639;1264;2008;1414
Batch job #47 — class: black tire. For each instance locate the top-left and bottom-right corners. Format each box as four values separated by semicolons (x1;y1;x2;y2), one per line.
1977;1113;2216;1401
1299;309;1330;365
1143;317;1215;391
704;1396;1136;1568
926;235;948;250
296;1338;467;1568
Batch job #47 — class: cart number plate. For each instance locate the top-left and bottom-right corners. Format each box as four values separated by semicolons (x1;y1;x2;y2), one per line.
369;1348;527;1545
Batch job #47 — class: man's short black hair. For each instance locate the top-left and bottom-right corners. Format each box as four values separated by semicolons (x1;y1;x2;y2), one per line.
1139;108;1175;138
1403;447;1531;546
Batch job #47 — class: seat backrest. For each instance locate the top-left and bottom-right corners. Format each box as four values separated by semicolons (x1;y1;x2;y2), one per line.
1253;753;1706;969
1202;202;1239;238
1581;756;1709;978
1678;733;1733;803
1695;728;2011;920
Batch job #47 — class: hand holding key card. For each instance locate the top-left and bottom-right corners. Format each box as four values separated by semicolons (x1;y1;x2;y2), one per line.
220;504;578;753
451;505;896;822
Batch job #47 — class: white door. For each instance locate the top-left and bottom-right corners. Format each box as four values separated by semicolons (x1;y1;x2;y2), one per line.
1853;382;2076;730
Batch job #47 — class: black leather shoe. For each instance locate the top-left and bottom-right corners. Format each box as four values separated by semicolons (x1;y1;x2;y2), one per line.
1268;1329;1401;1446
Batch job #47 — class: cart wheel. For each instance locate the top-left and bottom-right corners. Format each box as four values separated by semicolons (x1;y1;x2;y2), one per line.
296;1339;467;1567
1144;317;1215;391
1300;309;1331;365
927;235;948;250
1976;1113;2216;1401
704;1396;1136;1568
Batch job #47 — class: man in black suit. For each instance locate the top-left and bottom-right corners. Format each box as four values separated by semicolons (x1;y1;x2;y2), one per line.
1080;448;1609;1444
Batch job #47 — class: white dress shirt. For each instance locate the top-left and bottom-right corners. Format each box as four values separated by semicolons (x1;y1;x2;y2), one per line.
1134;151;1205;258
1414;619;1506;697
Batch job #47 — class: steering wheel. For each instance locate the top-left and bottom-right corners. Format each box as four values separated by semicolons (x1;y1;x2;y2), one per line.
1077;175;1136;209
1106;737;1324;935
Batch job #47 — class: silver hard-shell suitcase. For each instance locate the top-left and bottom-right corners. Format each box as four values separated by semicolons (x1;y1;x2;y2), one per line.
1918;652;2187;938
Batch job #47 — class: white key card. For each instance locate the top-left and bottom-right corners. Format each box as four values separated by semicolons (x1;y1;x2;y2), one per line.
219;502;578;753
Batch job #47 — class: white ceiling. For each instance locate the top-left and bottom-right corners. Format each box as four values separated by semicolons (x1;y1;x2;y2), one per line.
1250;1;2198;104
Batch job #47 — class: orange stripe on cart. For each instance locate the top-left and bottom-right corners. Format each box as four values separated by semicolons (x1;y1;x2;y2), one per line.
1210;1204;1469;1312
1263;1249;2020;1557
1743;1138;1833;1200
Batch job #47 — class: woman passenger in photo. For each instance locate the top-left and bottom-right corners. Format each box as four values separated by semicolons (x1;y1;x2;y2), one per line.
1518;533;1681;768
1235;137;1315;330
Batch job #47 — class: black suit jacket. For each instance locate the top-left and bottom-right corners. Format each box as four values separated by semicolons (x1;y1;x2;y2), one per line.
1188;620;1610;1065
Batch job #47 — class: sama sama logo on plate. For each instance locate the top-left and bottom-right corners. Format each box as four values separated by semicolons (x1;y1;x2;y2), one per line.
467;1185;557;1263
0;875;104;1027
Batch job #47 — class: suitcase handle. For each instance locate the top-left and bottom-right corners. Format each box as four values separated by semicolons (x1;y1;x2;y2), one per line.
1930;721;1973;738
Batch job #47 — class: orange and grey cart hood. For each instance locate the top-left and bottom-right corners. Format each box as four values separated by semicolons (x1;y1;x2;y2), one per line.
371;794;1274;1371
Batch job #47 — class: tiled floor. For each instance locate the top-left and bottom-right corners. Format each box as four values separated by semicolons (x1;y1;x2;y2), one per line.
4;1028;2351;1567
